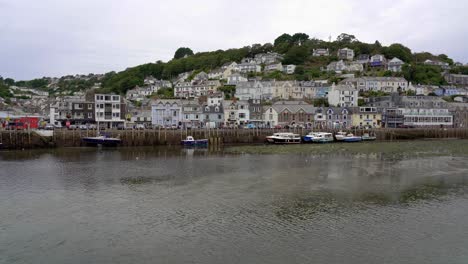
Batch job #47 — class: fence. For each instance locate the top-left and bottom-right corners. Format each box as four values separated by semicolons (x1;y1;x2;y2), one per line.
1;127;468;149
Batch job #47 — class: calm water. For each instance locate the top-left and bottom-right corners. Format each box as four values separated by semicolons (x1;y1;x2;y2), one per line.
1;142;468;264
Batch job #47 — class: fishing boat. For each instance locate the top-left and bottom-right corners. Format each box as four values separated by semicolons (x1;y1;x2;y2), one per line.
342;133;362;142
82;133;121;146
334;131;347;141
303;132;334;143
266;133;301;144
181;136;208;147
361;133;377;141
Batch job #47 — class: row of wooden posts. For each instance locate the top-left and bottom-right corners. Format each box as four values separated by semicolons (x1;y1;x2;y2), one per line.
1;127;468;149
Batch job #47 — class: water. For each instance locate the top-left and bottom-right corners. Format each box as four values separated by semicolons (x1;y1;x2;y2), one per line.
1;141;468;264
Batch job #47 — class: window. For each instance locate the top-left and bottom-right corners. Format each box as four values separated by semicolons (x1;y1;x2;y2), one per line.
105;95;111;101
205;115;209;120
88;113;92;118
218;114;222;119
173;111;177;117
360;115;363;119
112;96;119;101
195;115;199;119
239;113;246;119
88;104;92;110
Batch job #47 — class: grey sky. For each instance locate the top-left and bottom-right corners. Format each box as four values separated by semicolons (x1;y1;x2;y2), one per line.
1;0;467;80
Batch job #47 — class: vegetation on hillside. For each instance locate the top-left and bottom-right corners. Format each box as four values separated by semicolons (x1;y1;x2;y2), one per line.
2;33;460;96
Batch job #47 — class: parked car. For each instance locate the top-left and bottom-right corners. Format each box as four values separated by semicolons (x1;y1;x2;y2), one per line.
135;124;145;130
68;125;78;130
88;124;97;130
274;125;282;129
117;124;125;130
44;124;55;130
79;125;88;130
244;124;256;129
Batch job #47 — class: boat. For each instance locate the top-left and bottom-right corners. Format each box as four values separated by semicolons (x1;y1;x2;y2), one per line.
82;133;122;146
266;133;301;144
181;136;208;147
361;133;377;141
335;131;347;141
303;132;334;143
342;133;362;142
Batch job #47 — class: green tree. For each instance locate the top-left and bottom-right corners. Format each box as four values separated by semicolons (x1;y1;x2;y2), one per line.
382;43;412;62
4;78;15;86
173;47;194;59
283;45;309;65
291;33;309;45
274;33;292;47
336;33;358;43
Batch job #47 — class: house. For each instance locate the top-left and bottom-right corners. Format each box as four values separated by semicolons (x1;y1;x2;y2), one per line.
324;107;353;129
313;48;330;57
327;83;358;107
263;105;279;127
223;100;250;126
265;63;283;72
352;107;382;128
370;54;386;67
448;103;468;128
193;71;209;81
236;62;262;73
180;100;202;128
201;104;224;128
235;81;274;100
356;54;370;64
270;101;315;127
254;52;283;65
387;57;404;72
95;94;126;128
341;77;409;92
208;69;224;80
174;80;221;98
445;74;468;85
151;99;182;127
424;60;450;69
312;107;327;129
337;48;355;60
401;108;453;127
283;64;296;74
226;73;248;85
129;108;152;127
248;99;263;125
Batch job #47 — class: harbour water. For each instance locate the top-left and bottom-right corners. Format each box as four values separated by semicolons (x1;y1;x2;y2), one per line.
1;140;468;263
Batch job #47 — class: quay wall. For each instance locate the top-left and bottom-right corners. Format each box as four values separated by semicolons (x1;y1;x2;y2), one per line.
1;128;468;149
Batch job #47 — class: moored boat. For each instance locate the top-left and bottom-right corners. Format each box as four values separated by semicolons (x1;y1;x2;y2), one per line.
342;133;362;142
181;136;208;147
266;133;301;144
82;133;122;146
361;133;377;141
304;132;334;143
335;131;347;141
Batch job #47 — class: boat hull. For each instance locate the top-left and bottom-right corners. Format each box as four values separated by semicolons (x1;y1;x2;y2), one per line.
266;138;301;144
362;137;376;141
181;139;208;147
82;137;121;146
343;137;362;142
312;138;334;143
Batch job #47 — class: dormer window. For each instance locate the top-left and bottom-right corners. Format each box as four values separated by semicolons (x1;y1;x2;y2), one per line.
205;106;209;111
215;107;219;112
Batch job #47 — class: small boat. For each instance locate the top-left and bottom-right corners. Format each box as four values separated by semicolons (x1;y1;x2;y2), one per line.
266;133;301;144
335;131;347;141
343;133;362;142
181;136;208;147
82;133;121;146
361;133;377;141
303;132;334;143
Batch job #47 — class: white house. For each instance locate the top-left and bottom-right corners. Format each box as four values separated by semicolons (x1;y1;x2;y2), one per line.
264;63;283;72
337;48;355;60
283;64;296;74
95;94;125;128
262;105;279;127
151;99;182;127
227;73;248;85
341;77;409;92
327;83;358;107
387;57;404;72
313;48;329;57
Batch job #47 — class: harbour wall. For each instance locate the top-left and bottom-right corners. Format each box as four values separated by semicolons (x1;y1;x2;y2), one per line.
1;128;468;149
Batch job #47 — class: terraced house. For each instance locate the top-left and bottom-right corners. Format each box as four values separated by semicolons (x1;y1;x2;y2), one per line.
352;107;382;128
269;101;315;127
341;77;408;92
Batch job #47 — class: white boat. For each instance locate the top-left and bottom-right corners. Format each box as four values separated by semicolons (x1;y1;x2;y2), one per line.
361;133;377;141
303;132;334;143
343;133;362;142
335;131;347;141
82;133;121;146
266;133;301;144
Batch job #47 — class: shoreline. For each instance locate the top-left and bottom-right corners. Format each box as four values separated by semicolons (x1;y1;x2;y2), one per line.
1;128;468;150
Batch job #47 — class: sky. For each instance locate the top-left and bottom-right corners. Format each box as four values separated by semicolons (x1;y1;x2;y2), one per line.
1;0;467;80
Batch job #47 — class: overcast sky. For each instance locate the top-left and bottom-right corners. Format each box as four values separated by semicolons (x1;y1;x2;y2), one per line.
1;0;467;80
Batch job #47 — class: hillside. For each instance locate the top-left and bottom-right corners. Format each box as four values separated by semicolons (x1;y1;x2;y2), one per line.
2;33;468;96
